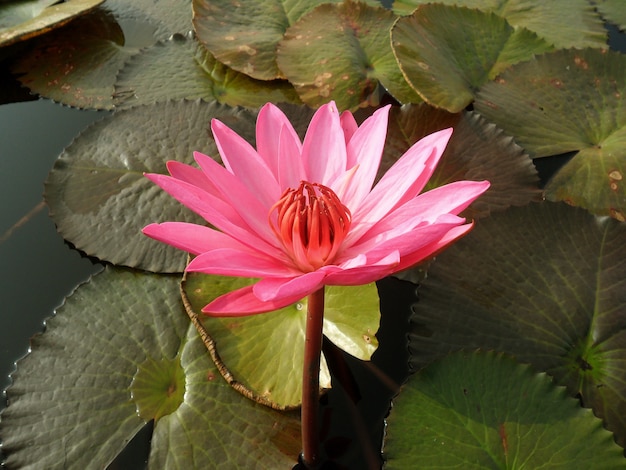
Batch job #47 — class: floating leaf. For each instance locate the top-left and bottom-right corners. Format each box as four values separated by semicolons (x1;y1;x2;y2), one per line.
409;202;626;448
0;0;104;47
393;0;607;49
392;4;552;112
385;351;624;468
277;1;421;110
104;0;193;38
382;103;540;220
596;0;626;31
182;272;380;409
0;267;300;468
192;0;344;81
475;48;626;219
44;100;257;272
114;34;300;109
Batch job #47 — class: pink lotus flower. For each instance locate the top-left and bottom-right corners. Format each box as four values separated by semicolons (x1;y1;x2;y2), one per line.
143;102;489;316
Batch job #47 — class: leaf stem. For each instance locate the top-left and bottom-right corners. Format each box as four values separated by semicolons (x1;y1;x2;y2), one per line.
301;287;325;468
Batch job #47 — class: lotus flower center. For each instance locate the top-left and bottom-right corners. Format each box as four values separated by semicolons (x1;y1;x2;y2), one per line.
270;181;351;271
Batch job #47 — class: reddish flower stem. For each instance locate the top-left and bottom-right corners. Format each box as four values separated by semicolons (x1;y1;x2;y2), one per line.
301;287;325;468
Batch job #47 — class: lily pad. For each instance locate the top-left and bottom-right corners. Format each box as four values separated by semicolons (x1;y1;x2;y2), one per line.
182;272;381;409
392;0;607;49
0;0;104;47
391;4;553;112
475;48;626;219
0;267;300;468
277;1;421;111
381;103;540;220
44;100;258;273
114;33;300;109
192;0;344;81
385;351;624;468
596;0;626;31
409;202;626;448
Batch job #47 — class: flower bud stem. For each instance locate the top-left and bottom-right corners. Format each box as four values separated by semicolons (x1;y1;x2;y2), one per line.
301;287;325;468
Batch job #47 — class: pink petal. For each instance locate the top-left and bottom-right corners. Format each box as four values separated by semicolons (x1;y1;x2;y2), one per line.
255;103;302;178
349;128;453;243
145;173;277;256
193;152;279;248
211;119;280;209
277;124;307;189
340;110;358;148
202;285;307;316
324;250;400;285
252;271;327;302
301;101;347;184
186;248;295;277
352;180;490;247
166;161;216;193
142;222;247;255
337;105;390;209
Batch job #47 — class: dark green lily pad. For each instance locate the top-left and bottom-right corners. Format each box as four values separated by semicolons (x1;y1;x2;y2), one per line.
392;0;607;49
596;0;626;31
385;351;624;468
10;0;192;109
44;100;258;272
392;4;553;112
192;0;345;81
0;0;104;47
182;272;381;409
381;103;540;220
409;202;626;448
475;48;626;219
0;267;300;468
277;1;421;111
114;33;301;109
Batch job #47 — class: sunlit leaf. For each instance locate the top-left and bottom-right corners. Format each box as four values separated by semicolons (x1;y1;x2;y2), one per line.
385;351;624;468
277;1;421;111
409;202;626;448
392;0;607;49
114;34;300;109
44;100;257;272
392;4;552;112
475;48;626;219
382;103;540;220
192;0;344;81
0;0;104;47
182;272;381;409
0;267;300;468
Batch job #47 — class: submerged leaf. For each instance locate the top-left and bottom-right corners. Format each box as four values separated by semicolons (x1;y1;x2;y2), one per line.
475;48;626;219
277;1;420;110
409;202;626;448
182;272;380;409
392;4;552;112
44;100;257;272
385;351;624;468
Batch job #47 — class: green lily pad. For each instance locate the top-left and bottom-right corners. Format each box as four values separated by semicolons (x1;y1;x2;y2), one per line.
381;103;540;220
0;0;104;47
114;33;301;109
385;351;624;468
0;267;300;468
409;202;626;449
596;0;626;31
277;1;421;111
392;0;607;49
475;48;626;219
192;0;345;81
182;272;380;409
391;4;553;112
44;100;257;273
